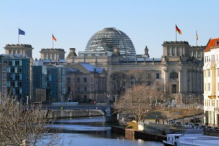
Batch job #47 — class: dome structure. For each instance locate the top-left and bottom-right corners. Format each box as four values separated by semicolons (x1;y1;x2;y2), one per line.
86;27;136;58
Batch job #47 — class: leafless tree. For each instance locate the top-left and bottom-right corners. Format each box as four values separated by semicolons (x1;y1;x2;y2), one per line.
110;71;128;96
114;84;163;122
0;96;58;145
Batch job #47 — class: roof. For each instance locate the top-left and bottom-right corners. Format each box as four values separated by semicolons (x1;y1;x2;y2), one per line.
204;38;219;52
163;41;189;46
5;44;33;48
80;63;103;73
65;63;104;74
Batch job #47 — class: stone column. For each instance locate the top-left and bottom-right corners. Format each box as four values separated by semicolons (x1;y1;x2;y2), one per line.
178;70;182;93
164;69;168;93
193;71;196;93
189;71;193;92
170;48;172;56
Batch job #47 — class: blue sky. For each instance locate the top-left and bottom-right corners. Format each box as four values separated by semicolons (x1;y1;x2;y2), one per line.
0;0;218;58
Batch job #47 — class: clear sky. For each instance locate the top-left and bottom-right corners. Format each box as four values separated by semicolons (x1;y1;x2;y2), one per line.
0;0;219;59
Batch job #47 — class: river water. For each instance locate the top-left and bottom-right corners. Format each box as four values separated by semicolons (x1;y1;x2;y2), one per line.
45;116;164;146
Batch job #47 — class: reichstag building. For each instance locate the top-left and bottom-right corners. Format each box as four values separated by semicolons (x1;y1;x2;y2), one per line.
65;27;205;105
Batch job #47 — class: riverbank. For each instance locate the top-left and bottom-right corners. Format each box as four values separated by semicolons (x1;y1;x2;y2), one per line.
111;126;165;142
46;109;105;119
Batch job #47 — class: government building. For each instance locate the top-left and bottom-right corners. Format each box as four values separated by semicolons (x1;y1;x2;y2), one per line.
1;27;205;105
65;27;205;104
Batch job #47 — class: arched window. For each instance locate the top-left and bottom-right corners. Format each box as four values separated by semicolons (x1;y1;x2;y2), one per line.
170;72;178;79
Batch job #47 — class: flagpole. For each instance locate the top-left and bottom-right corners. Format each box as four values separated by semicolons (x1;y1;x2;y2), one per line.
18;33;19;44
196;30;197;46
175;25;177;41
52;39;54;48
176;30;177;41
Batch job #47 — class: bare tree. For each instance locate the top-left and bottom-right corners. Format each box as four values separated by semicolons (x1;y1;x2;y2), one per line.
110;71;128;96
114;84;163;122
126;70;148;86
0;96;58;145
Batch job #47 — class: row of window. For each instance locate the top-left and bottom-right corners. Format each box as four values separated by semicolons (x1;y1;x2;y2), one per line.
167;47;181;56
204;82;219;92
67;77;90;83
204;54;219;63
204;99;219;107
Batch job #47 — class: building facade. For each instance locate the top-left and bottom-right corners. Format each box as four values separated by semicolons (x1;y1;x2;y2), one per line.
203;38;219;126
66;28;205;104
40;48;65;60
1;55;30;104
65;63;107;103
32;61;66;103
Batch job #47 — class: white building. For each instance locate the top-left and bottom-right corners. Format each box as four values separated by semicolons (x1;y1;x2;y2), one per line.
204;38;219;126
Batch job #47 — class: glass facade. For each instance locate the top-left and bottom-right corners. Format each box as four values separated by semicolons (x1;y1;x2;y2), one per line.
86;27;136;58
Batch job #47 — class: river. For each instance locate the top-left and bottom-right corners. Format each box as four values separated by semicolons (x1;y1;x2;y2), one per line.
42;116;164;146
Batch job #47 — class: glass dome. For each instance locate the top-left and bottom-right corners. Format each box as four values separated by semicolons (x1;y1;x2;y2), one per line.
85;27;136;58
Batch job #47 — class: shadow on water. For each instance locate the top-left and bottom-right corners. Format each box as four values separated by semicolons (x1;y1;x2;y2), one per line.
49;116;164;146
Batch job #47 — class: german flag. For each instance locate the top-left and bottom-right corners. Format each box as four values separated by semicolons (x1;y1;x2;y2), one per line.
52;34;57;41
175;25;182;34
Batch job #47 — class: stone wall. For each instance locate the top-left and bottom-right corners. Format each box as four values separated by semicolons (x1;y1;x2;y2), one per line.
47;109;105;119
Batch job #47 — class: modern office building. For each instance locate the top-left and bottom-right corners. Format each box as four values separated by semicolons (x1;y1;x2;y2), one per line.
0;56;7;98
32;60;66;102
0;55;30;104
203;38;219;126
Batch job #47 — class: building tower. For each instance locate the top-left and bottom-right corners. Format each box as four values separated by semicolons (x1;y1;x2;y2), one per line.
4;44;33;58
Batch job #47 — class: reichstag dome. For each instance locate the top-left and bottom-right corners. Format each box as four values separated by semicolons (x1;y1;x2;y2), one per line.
85;27;136;58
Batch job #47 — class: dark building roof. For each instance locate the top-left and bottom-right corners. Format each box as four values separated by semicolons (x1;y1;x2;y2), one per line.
163;41;189;45
5;44;33;48
40;48;65;52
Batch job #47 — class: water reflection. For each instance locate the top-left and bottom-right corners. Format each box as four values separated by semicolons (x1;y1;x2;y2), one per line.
50;116;163;146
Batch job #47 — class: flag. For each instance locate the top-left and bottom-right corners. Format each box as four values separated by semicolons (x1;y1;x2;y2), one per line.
196;31;198;40
52;34;57;41
175;25;182;34
18;28;25;35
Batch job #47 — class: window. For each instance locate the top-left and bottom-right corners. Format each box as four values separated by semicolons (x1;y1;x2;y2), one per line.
208;83;210;91
84;78;87;83
67;78;71;83
15;61;19;65
208;70;210;77
156;73;160;79
68;87;71;92
170;72;178;79
167;48;171;56
84;87;87;92
77;78;80;83
77;87;80;92
172;84;177;93
177;48;180;56
172;48;175;56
